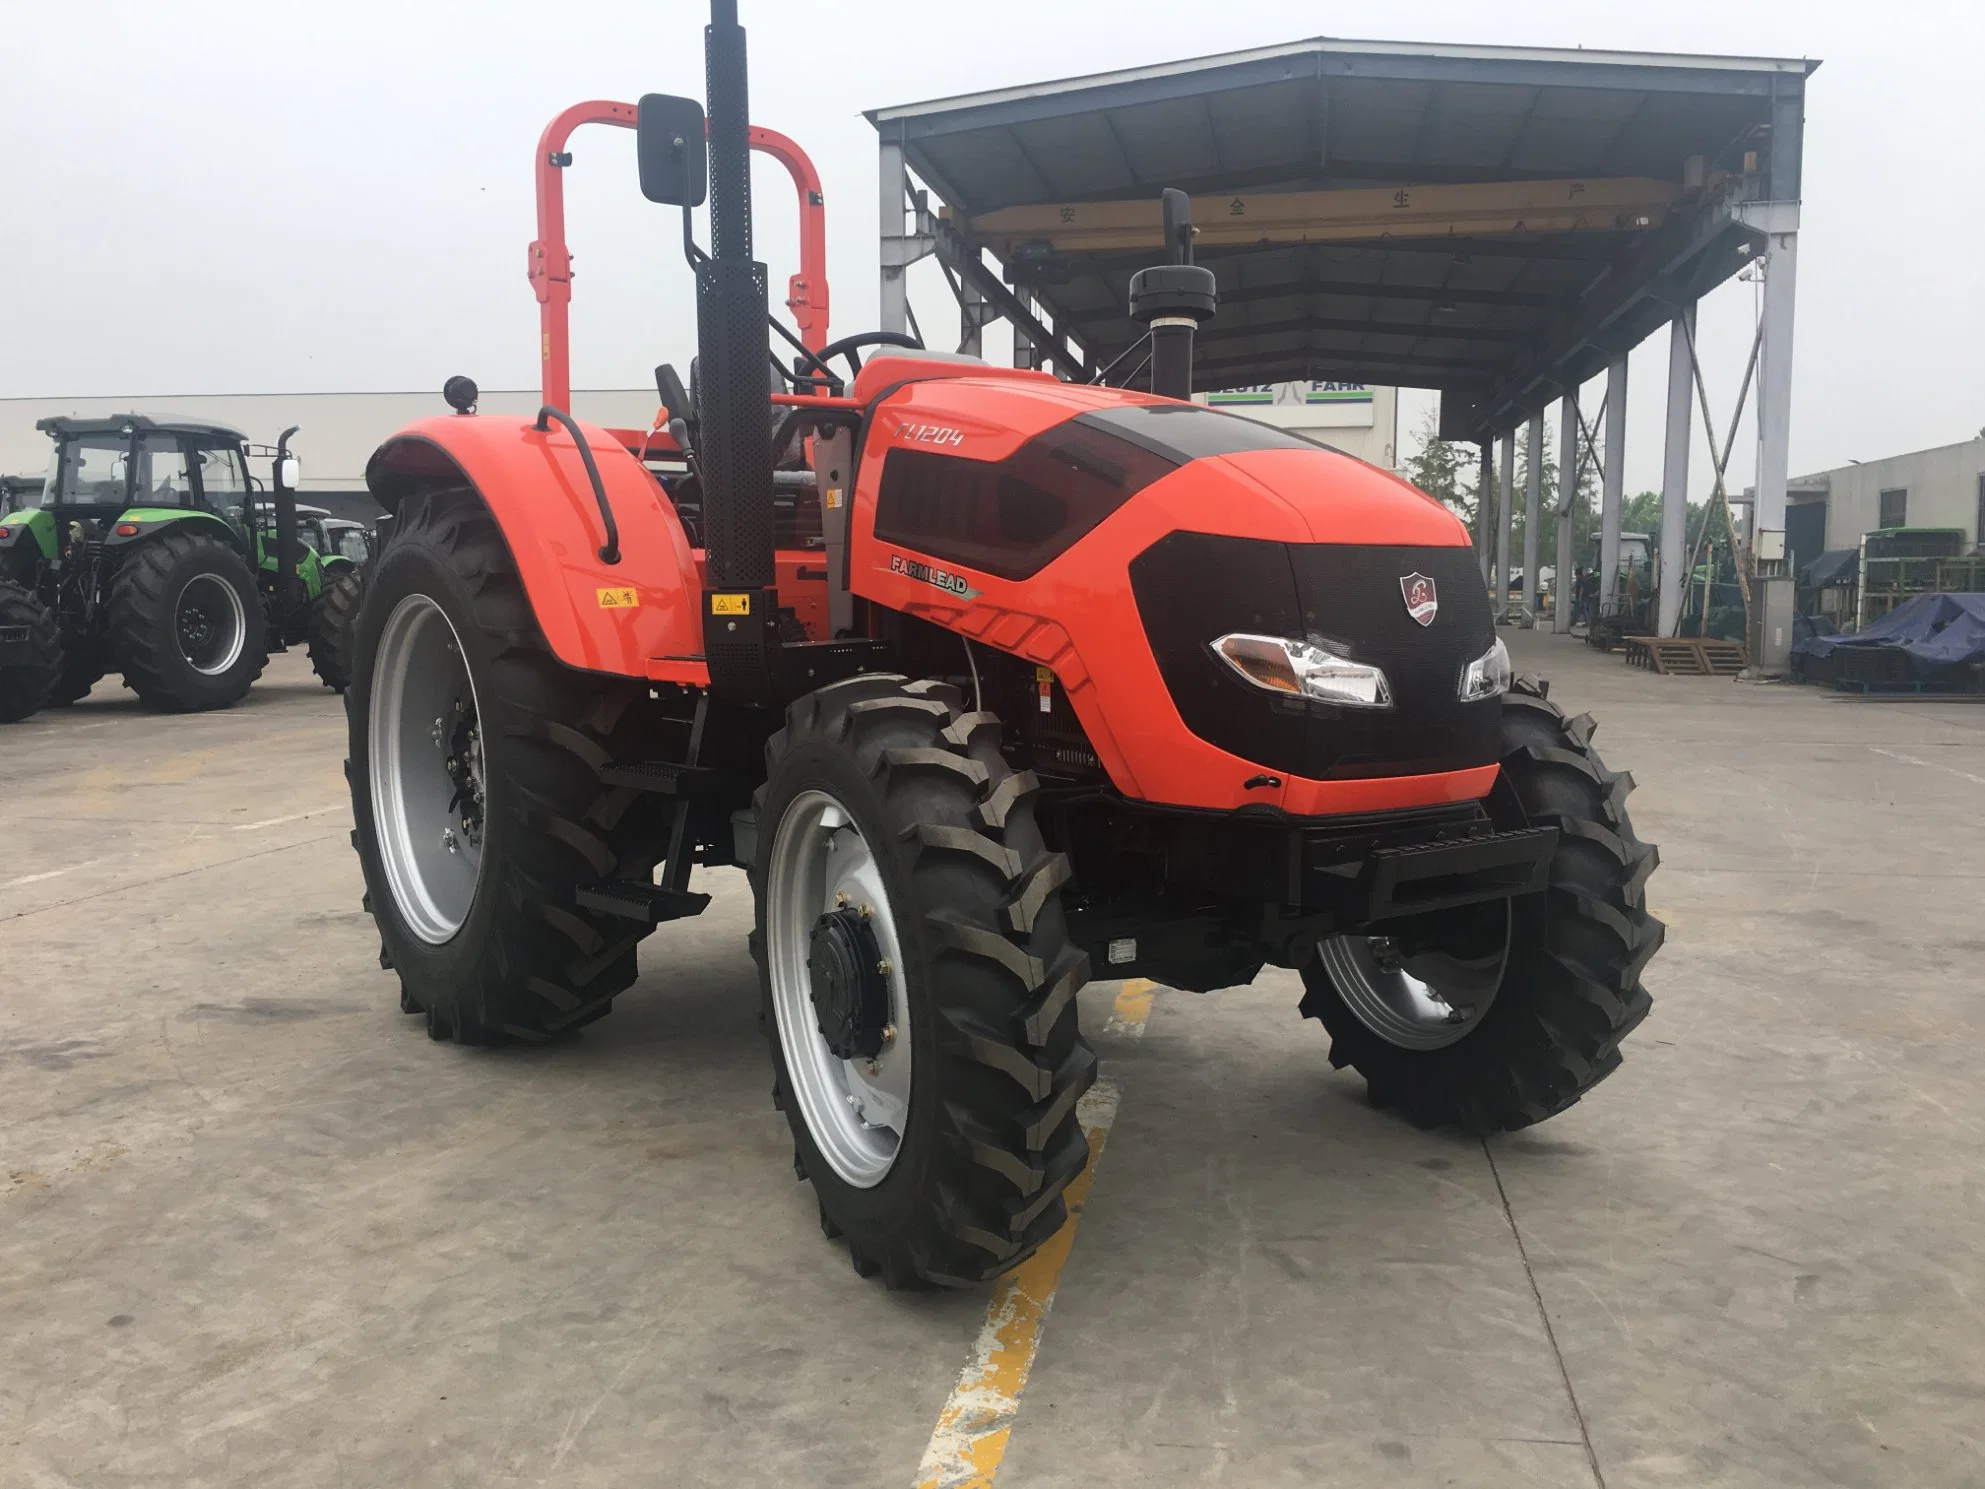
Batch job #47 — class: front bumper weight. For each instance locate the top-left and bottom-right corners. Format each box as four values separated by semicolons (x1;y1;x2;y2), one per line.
1361;826;1558;921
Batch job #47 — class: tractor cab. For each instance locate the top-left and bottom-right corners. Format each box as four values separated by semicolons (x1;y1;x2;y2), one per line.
32;415;254;534
0;474;41;518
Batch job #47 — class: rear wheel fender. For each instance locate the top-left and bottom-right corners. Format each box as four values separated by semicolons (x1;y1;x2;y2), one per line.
366;416;701;680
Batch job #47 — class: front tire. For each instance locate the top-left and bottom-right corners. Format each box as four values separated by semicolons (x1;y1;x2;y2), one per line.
1300;675;1662;1131
0;581;59;723
754;676;1094;1287
346;488;666;1044
107;528;268;711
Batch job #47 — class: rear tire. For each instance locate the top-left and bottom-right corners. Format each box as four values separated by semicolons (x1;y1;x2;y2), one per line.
48;642;108;707
754;676;1094;1287
0;581;59;723
1300;674;1662;1131
346;488;666;1044
307;567;363;693
107;528;268;711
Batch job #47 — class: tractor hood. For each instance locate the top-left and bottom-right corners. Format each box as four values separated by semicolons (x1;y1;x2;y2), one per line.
853;371;1501;816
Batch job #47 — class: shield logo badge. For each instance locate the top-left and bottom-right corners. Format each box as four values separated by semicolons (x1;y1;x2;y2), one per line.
1400;572;1439;627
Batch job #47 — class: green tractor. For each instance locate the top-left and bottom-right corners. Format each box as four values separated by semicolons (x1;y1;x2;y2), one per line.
0;415;363;722
0;475;42;516
258;493;371;694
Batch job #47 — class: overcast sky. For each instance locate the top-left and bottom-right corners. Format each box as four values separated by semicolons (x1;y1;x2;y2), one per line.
5;1;1979;496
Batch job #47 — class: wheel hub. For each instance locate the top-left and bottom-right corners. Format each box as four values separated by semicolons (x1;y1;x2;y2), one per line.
173;573;246;676
807;906;890;1060
765;789;913;1189
443;705;486;850
368;593;486;945
1318;903;1511;1052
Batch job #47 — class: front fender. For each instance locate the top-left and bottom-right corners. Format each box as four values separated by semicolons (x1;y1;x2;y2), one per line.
365;416;701;679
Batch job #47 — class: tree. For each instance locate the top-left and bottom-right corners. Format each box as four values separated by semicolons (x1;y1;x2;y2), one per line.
1400;408;1478;523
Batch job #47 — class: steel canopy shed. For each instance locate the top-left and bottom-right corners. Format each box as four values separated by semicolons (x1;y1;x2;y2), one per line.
867;38;1815;444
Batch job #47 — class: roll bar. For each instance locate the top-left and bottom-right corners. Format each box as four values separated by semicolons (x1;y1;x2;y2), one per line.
527;99;831;410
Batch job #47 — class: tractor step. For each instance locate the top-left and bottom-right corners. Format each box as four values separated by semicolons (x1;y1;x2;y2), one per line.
575;879;712;926
599;759;730;796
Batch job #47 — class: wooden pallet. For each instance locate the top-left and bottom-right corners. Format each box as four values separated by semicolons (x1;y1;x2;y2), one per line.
1622;637;1748;676
1698;640;1748;675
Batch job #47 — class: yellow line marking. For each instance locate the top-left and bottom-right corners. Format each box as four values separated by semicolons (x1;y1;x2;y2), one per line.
912;1078;1120;1489
1103;978;1155;1037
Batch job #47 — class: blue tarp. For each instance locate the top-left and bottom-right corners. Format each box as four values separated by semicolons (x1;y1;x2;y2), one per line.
1793;592;1985;667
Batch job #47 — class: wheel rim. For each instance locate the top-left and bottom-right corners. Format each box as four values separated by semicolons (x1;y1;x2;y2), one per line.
175;574;245;676
368;593;487;945
767;788;912;1189
1319;904;1511;1051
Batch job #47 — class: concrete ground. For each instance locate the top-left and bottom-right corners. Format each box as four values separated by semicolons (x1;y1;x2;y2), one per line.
2;635;1981;1489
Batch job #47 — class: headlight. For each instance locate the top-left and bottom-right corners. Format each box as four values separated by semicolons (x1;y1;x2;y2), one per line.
1211;633;1392;709
1458;636;1511;702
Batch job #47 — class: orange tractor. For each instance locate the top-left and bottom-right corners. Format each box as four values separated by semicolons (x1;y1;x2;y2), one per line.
345;0;1662;1287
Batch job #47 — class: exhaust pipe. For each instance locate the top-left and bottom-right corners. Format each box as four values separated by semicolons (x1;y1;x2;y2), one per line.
1128;188;1217;401
695;0;782;699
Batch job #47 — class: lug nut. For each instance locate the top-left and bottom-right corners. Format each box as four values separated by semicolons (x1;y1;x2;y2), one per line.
875;958;892;976
441;829;458;854
858;903;874;920
880;1023;898;1046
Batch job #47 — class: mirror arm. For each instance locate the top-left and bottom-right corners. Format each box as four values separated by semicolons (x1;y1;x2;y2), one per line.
681;202;710;272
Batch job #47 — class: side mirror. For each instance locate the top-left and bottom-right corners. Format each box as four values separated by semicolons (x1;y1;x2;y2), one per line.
279;456;301;491
637;94;708;207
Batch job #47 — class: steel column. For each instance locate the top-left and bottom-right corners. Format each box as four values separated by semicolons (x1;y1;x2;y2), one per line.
1013;288;1037;369
1496;434;1516;620
1660;306;1696;635
1754;230;1798;567
959;275;987;358
1555;391;1580;633
878;137;910;336
1600;354;1629;615
1522;410;1543;626
1476;439;1494;581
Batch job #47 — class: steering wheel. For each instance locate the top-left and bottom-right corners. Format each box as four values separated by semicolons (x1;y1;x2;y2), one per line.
769;330;928;399
812;330;923;378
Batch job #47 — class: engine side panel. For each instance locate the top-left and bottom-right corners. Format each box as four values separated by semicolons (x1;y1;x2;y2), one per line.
367;416;702;679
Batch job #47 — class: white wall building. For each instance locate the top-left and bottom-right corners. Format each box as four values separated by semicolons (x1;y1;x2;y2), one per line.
1197;382;1399;469
1784;435;1985;574
0;390;666;504
2;378;1401;513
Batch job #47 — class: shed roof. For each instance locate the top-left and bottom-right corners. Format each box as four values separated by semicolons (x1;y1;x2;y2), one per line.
869;38;1816;438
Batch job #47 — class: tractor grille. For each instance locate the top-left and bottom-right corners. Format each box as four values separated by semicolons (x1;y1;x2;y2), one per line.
1128;534;1501;781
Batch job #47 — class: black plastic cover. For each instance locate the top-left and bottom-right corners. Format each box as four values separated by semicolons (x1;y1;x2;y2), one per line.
1129;534;1500;780
874;418;1176;581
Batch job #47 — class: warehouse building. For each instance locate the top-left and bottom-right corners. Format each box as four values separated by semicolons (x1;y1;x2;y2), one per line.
1199;381;1399;468
0;390;667;520
1783;435;1985;577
